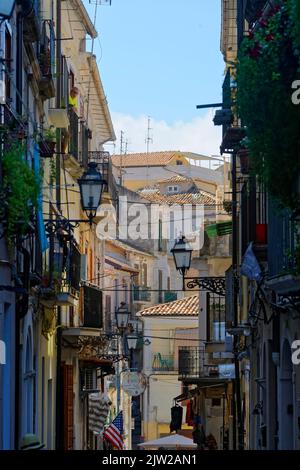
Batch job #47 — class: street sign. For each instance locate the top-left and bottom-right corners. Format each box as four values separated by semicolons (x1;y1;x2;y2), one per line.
121;371;147;397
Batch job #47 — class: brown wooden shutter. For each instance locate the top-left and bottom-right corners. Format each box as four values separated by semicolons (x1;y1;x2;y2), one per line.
143;263;148;286
63;364;74;450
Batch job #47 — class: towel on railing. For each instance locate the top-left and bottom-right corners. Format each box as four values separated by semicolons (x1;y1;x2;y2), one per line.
88;393;111;435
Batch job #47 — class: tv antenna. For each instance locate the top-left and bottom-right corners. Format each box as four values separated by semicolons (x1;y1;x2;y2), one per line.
89;1;112;5
145;116;153;153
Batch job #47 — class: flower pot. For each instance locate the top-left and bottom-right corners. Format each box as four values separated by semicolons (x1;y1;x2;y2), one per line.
237;148;250;174
39;140;56;158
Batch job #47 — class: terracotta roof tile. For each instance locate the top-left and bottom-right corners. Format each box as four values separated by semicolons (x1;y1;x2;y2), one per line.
140;190;216;206
137;295;199;317
111;151;185;167
157;175;190;184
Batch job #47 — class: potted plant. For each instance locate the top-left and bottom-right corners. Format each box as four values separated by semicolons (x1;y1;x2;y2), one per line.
1;143;39;249
236;2;300;207
39;126;56;158
40;270;62;289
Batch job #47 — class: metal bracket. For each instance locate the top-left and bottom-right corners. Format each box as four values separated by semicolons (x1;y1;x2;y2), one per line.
184;276;226;296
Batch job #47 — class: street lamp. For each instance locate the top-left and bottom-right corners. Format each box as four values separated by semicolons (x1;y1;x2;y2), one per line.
115;302;130;331
171;235;226;295
126;335;138;350
171;236;192;276
0;1;15;19
78;162;106;225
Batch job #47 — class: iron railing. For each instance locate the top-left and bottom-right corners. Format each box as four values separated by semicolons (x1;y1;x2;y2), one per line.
267;199;297;278
179;347;221;379
89;151;119;205
39;20;55;77
152;353;175;372
133;285;151;302
164;291;177;303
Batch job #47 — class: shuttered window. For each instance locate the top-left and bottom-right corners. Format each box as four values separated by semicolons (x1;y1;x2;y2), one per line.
63;364;73;450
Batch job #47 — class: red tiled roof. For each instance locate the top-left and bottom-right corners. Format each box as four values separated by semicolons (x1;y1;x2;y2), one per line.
140;190;216;206
157;175;190;184
137;295;199;317
111;151;186;167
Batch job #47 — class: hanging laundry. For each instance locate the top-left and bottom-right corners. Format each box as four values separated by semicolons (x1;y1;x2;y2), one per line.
186;399;194;426
88;393;111;435
170;404;183;433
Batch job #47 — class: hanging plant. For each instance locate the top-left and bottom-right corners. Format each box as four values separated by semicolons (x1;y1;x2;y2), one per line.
41;307;56;340
1;143;39;245
236;1;300;208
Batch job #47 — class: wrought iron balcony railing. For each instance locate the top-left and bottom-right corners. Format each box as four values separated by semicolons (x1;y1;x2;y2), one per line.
133;285;151;302
152;353;176;372
164;291;177;303
178;347;234;381
89;151;119;206
38;20;55;100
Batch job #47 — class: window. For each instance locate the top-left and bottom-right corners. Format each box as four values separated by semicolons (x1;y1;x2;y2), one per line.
5;26;12;102
142;263;148;286
158;270;163;303
158;219;163;251
176;160;183;165
167;185;179;194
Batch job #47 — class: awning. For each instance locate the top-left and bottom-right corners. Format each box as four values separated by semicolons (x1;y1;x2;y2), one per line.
174;383;228;402
105;257;139;274
205;221;232;238
138;434;197;449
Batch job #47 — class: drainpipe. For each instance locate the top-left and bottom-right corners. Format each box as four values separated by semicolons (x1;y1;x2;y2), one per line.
232;149;244;450
55;0;63;450
14;5;24;449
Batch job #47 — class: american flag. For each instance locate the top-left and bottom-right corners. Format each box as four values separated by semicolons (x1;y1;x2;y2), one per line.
103;411;124;449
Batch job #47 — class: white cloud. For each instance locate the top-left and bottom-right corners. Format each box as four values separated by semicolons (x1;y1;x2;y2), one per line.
105;111;222;156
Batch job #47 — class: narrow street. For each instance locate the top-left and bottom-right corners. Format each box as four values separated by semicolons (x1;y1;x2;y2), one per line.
0;0;300;459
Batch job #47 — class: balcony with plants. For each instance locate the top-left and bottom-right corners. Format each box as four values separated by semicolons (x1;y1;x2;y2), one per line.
38;242;81;308
236;1;300;296
236;1;300;210
0;141;39;249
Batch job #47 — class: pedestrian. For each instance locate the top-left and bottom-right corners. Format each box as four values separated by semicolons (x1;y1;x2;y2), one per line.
20;433;45;450
69;86;79;113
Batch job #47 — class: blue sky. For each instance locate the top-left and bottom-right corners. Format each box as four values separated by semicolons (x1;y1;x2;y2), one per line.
84;0;224;155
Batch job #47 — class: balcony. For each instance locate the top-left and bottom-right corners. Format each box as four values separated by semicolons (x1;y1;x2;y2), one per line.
23;0;40;43
38;20;55;100
266;201;300;296
39;243;81;308
178;347;235;384
133;285;151;303
63;109;89;177
164;291;177;303
88;151;118;205
62;284;103;339
245;0;268;25
152;353;176;372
